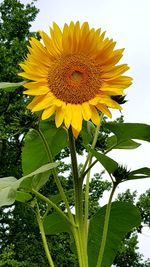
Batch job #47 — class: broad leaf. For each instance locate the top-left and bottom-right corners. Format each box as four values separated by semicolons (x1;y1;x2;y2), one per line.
0;81;26;92
22;121;67;175
15;191;32;202
0;177;17;207
128;167;150;180
0;176;17;188
106;123;150;143
44;212;71;234
81;121;95;146
91;150;118;175
88;202;141;267
19;163;58;191
49;189;74;207
106;135;141;150
0;163;57;206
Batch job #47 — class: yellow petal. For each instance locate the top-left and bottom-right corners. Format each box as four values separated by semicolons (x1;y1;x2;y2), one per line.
31;93;55;111
23;82;47;89
18;71;47;81
62;23;70;53
53;98;63;107
89;96;101;105
55;104;66;128
50;22;63;52
71;104;83;132
99;97;122;110
101;64;129;80
90;106;101;125
64;103;72;129
23;86;50;95
27;96;44;110
72;127;80;139
82;102;91;121
96;103;112;118
42;106;56;120
108;76;133;88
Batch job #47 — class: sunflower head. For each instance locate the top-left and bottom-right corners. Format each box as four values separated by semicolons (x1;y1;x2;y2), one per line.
19;21;132;137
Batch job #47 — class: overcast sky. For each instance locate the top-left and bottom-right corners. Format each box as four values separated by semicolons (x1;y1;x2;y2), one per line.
20;0;150;260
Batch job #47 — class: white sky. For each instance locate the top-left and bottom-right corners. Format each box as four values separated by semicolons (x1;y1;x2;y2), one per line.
20;0;150;261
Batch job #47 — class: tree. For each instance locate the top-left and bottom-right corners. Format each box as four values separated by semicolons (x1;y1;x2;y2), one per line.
0;1;44;266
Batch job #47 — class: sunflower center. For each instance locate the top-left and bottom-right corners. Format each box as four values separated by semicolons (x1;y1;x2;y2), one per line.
71;70;83;82
48;54;102;104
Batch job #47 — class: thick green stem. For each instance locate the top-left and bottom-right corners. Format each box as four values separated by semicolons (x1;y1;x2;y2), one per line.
68;128;88;267
80;115;103;181
96;183;117;267
37;128;74;225
84;122;102;247
36;204;55;267
68;128;82;221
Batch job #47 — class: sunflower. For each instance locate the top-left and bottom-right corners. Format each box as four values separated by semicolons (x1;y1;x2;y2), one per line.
19;22;132;137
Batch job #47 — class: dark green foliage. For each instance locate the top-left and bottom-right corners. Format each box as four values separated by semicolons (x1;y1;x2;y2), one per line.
0;0;39;178
113;190;150;267
137;189;150;228
113;235;150;267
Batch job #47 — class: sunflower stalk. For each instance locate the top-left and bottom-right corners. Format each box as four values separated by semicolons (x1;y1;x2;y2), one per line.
84;120;102;249
80;114;103;181
68;128;88;267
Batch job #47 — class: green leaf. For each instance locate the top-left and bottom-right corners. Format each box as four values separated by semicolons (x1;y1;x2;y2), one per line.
22;121;67;175
44;212;71;234
91;150;118;175
81;121;95;146
106;135;141;150
106;123;150;143
88;202;141;267
0;81;26;92
128;167;150;180
0;163;57;206
15;191;32;202
0;176;17;188
19;162;58;191
0;177;18;207
49;189;74;207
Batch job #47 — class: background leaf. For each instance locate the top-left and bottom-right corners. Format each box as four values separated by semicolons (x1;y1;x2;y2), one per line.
106;123;150;143
22;121;67;175
88;202;141;267
106;135;141;150
15;191;32;202
128;167;150;180
0;177;17;207
0;81;26;92
91;150;118;175
19;163;58;191
44;212;71;234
